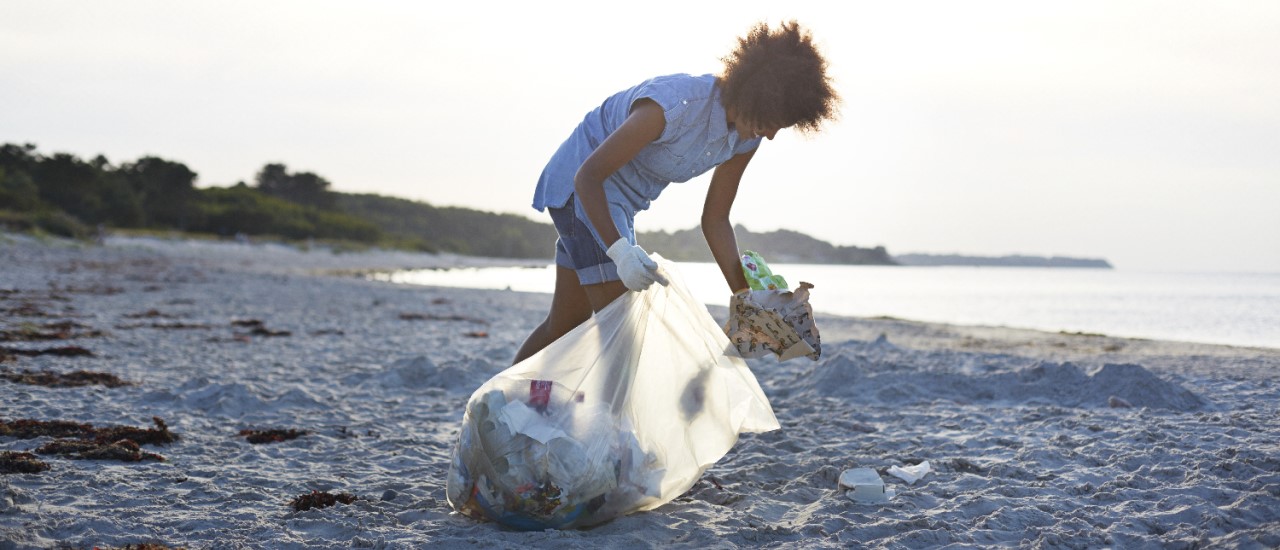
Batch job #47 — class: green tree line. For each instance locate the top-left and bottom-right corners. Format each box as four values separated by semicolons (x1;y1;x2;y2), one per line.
0;143;556;257
0;142;894;264
639;226;895;264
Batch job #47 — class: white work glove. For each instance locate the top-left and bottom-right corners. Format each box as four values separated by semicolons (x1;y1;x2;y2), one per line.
606;238;669;292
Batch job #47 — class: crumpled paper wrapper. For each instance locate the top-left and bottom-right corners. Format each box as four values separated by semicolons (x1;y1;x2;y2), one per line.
725;282;821;361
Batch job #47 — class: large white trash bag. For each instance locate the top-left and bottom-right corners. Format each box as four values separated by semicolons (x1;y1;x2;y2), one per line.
447;256;779;530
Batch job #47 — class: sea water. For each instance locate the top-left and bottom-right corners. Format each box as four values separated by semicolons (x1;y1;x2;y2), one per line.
371;263;1280;350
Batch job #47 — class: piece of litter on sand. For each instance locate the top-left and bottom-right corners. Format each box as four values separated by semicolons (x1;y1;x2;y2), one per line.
838;467;895;504
887;460;931;485
1108;395;1134;408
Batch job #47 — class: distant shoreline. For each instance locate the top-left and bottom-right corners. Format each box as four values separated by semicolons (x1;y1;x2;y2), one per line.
892;253;1113;268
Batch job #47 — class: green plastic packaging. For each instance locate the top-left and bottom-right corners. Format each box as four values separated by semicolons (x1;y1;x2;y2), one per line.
740;250;788;291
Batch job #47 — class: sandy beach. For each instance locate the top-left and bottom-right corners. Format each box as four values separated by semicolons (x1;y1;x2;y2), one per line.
2;233;1278;549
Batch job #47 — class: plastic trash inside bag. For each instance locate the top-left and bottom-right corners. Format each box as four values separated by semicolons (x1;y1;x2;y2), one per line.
446;256;779;530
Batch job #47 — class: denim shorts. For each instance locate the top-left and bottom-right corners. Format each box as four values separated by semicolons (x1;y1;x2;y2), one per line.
548;196;634;286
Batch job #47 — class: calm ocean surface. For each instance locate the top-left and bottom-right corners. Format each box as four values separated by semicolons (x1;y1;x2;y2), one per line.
373;263;1280;350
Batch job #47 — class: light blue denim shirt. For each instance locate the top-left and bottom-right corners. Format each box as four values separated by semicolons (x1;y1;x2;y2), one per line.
531;73;762;244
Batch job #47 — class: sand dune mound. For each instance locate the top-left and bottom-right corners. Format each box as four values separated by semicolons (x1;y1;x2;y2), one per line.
803;336;1207;411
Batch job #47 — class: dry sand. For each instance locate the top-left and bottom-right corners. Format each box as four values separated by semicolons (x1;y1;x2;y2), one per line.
2;233;1278;549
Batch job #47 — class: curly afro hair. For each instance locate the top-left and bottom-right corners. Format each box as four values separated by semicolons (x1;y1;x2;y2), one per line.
719;21;839;134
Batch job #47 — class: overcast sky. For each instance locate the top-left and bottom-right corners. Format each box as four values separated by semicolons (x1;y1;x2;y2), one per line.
3;1;1277;271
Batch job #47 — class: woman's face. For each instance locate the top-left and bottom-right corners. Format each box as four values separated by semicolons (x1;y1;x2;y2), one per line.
737;120;781;141
728;111;782;141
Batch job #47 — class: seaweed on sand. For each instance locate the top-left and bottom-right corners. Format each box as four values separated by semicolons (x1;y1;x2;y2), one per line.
1;369;132;388
398;312;489;324
0;320;103;341
0;450;51;474
230;319;291;337
36;438;166;462
309;329;345;336
92;416;179;446
247;326;291;337
289;490;358;511
0;345;93;357
47;283;123;296
123;309;178;319
239;428;307;444
2;416;177;446
3;301;54;317
0;419;95;439
115;321;212;330
96;544;187;550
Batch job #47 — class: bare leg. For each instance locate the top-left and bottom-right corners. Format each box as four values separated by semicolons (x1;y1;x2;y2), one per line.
512;266;630;364
583;281;628;313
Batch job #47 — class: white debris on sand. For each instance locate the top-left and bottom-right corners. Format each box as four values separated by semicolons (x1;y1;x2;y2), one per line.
2;233;1278;548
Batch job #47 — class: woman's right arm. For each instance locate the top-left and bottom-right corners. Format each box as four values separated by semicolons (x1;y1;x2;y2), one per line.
572;98;665;247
